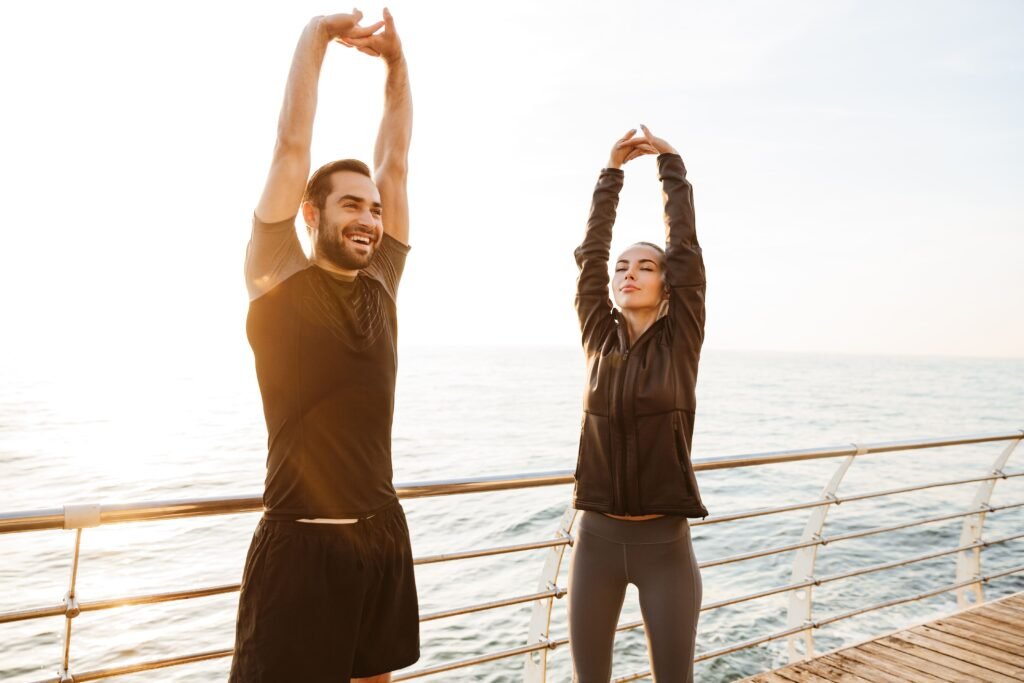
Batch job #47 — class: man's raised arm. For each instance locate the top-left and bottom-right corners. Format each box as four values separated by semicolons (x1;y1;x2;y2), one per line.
342;8;412;245
256;12;383;223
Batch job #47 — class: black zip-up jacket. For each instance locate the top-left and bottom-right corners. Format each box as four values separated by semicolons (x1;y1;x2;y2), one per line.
573;153;708;518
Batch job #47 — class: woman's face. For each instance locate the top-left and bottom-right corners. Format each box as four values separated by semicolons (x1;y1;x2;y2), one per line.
612;244;666;310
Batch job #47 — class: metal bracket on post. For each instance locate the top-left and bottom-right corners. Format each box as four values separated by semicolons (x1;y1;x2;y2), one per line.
954;435;1021;608
786;447;860;663
524;505;577;683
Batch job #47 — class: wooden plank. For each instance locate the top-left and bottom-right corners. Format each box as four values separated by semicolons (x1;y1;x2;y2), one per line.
930;616;1024;651
989;603;1024;621
949;611;1024;641
978;601;1024;622
888;630;1024;681
745;673;795;683
992;594;1024;611
914;624;1024;668
772;666;834;683
874;635;1017;683
817;652;907;683
868;643;978;683
1004;593;1024;609
994;595;1024;607
843;643;950;682
820;652;908;683
951;612;1024;645
740;592;1024;683
981;602;1024;624
790;657;876;682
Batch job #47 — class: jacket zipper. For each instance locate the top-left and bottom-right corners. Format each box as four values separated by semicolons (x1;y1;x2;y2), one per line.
616;320;659;515
618;346;630;514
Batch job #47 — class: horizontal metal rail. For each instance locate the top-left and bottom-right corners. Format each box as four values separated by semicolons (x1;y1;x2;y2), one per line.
420;587;565;622
8;493;1016;628
4;430;1020;535
27;649;233;683
816;530;1024;587
599;562;1024;683
612;530;1024;637
414;536;571;565
20;556;1024;683
699;499;1024;569
813;563;1024;628
0;583;241;626
691;470;1024;527
0;535;573;626
392;640;557;681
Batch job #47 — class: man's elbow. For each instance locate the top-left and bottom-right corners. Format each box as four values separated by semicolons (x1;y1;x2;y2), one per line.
376;158;408;184
272;132;310;162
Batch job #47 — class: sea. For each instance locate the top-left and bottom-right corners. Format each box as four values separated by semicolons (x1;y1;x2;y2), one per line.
2;347;1023;682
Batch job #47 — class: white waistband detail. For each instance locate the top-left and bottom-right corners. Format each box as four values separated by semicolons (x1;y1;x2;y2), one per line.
297;518;360;525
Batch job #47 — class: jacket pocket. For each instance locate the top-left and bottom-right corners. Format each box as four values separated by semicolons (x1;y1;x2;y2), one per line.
635;412;692;507
574;412;614;505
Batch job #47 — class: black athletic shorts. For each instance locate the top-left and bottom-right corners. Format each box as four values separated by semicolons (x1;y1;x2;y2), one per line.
228;503;420;681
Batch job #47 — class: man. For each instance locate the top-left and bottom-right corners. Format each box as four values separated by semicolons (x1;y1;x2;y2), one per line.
230;9;416;682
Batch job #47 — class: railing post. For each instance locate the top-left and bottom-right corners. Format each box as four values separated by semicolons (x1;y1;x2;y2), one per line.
785;448;860;663
524;505;576;683
954;434;1021;608
56;504;100;683
57;528;84;683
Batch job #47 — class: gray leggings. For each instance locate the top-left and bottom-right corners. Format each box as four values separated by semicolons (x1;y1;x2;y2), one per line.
568;512;702;683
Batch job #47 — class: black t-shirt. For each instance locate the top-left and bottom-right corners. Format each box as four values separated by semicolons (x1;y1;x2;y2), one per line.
245;215;409;518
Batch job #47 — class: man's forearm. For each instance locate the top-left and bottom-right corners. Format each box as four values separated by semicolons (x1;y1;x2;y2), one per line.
374;55;412;173
255;18;333;223
277;19;330;154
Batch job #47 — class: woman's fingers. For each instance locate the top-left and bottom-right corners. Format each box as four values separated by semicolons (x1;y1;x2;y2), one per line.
346;21;384;38
616;136;649;149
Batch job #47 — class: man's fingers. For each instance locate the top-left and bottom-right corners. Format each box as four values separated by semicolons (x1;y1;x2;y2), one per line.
384;7;396;31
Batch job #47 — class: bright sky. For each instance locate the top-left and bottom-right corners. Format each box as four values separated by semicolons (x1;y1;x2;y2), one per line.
1;0;1022;377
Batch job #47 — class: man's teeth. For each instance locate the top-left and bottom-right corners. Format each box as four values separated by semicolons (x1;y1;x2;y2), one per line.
350;235;371;245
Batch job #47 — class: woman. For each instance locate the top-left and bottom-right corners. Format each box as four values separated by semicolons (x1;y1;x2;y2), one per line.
569;125;707;682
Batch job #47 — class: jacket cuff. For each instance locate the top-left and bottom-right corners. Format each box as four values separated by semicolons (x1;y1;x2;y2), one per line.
657;153;686;180
596;167;625;193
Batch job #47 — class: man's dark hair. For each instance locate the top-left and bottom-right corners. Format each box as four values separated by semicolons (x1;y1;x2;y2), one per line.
303;159;372;210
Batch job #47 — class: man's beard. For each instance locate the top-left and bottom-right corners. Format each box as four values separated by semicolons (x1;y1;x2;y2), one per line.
316;226;375;271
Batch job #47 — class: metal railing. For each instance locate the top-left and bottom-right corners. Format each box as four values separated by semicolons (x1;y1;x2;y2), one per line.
1;429;1022;682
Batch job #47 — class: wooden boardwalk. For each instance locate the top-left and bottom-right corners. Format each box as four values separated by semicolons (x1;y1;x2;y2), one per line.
744;592;1024;682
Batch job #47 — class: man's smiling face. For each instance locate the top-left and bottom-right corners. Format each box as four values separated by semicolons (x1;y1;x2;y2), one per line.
310;170;384;271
